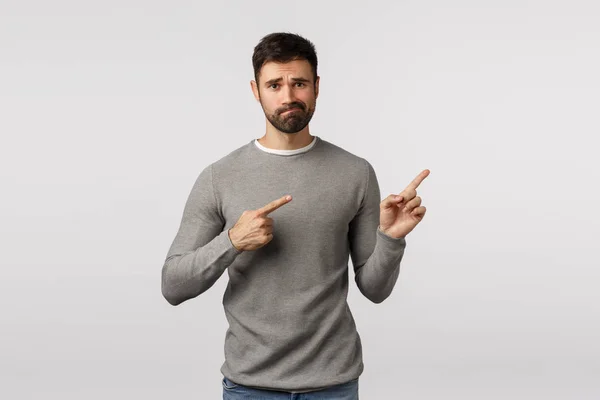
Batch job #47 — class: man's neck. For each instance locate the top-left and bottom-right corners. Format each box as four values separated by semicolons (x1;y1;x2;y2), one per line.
257;129;314;150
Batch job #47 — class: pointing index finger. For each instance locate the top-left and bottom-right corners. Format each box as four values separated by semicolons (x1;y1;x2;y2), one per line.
256;195;292;216
406;169;430;190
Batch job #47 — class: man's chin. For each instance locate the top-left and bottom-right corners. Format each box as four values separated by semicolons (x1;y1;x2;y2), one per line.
280;128;302;134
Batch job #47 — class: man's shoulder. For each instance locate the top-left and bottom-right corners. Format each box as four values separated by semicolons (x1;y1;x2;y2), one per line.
191;140;252;184
210;139;253;167
318;137;373;172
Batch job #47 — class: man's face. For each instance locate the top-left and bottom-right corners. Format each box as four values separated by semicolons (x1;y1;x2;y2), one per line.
251;59;319;134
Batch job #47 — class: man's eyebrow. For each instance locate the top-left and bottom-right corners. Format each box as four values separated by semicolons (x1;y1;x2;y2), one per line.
264;77;311;86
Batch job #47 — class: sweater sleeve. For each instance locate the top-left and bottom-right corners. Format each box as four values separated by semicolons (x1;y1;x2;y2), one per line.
161;163;242;306
348;159;407;304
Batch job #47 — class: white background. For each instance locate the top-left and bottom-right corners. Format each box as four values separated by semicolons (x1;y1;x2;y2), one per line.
2;0;599;398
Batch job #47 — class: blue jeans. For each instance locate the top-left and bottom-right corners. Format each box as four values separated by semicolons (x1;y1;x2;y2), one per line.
222;376;359;399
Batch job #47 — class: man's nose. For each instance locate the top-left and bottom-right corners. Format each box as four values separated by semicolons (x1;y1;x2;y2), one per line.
280;84;296;103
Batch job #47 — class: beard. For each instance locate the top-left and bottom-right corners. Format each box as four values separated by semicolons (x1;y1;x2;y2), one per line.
261;100;316;134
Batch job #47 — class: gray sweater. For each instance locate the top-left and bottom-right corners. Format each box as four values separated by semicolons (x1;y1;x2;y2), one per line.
161;135;407;393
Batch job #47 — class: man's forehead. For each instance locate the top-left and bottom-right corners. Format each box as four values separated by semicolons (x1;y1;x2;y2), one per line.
259;60;312;80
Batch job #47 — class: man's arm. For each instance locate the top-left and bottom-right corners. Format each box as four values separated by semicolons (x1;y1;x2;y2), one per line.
348;159;407;304
161;164;242;306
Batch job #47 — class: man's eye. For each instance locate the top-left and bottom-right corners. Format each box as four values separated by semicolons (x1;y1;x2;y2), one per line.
295;82;305;87
269;84;278;89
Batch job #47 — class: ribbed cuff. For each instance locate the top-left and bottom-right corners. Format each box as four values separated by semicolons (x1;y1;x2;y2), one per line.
377;226;407;247
222;228;243;255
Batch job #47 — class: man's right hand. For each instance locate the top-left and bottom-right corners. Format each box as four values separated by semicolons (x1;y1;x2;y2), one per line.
228;195;293;252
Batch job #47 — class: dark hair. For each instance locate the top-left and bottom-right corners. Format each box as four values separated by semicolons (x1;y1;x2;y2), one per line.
252;32;318;85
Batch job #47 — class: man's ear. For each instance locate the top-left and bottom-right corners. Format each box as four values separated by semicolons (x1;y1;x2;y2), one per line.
314;76;320;99
250;80;260;102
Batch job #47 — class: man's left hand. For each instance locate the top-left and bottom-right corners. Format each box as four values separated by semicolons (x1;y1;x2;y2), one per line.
379;169;430;239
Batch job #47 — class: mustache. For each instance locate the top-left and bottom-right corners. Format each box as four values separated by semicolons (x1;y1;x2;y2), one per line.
278;103;305;114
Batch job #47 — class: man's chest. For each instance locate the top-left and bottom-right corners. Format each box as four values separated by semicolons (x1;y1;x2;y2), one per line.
219;166;362;236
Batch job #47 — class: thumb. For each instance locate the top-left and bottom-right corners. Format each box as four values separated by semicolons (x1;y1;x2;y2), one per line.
381;194;403;209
